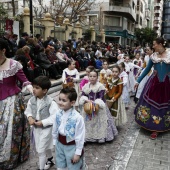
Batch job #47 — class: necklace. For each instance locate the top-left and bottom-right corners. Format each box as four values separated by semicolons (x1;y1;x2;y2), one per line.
0;58;7;66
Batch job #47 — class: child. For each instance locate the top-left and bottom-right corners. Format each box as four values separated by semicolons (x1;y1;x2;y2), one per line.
99;60;112;86
95;57;103;69
52;87;85;170
62;60;80;106
105;65;127;126
79;70;118;142
124;55;142;96
25;76;58;170
118;62;130;109
79;66;94;90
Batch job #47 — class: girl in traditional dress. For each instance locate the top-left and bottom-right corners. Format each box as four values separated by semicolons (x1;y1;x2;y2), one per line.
99;60;112;86
79;70;118;143
118;62;130;109
62;60;80;107
133;53;143;76
105;65;127;126
135;47;153;101
0;39;33;169
124;55;142;96
134;37;170;140
79;66;94;91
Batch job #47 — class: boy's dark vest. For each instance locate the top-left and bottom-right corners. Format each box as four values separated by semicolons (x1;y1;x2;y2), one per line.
30;95;53;120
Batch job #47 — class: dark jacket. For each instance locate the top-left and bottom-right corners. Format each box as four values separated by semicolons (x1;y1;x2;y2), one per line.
37;52;52;69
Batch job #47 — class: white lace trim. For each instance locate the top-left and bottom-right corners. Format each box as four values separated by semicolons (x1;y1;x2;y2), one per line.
151;50;170;64
82;82;105;94
2;60;23;78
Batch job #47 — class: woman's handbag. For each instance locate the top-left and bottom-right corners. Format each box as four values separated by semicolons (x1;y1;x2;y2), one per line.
106;99;114;109
62;77;75;89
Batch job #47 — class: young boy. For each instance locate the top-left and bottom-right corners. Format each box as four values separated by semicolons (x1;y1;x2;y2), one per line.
25;76;58;170
52;87;85;170
99;60;112;85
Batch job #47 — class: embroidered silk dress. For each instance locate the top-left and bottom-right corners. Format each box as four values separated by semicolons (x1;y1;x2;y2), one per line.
79;76;89;91
119;71;130;107
105;78;127;126
134;50;170;132
62;68;80;106
0;59;31;169
79;82;118;143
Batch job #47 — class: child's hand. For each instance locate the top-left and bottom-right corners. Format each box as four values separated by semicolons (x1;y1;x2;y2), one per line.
34;121;43;127
28;117;35;125
72;154;80;164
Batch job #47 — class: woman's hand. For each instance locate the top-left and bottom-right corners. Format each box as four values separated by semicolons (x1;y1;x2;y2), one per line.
134;83;139;90
72;154;80;164
27;85;33;94
111;97;116;102
28;117;35;125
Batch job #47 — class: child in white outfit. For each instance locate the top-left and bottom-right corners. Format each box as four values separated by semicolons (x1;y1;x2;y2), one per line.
52;87;85;170
25;76;59;170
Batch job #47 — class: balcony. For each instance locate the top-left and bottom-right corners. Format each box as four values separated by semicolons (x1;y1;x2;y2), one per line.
154;10;161;14
154;23;160;27
145;9;151;20
106;3;136;21
154;3;161;7
154;17;161;21
103;26;123;31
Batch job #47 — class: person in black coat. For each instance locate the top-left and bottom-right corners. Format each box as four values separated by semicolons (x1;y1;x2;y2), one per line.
18;32;29;49
36;48;61;79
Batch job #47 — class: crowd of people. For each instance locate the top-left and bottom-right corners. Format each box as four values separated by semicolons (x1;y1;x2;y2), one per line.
0;31;170;170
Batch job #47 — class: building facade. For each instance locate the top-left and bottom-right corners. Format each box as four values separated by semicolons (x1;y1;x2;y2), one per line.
153;0;163;36
162;1;170;41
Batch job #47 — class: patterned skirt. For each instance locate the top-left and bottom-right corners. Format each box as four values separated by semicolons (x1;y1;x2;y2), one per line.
0;93;30;170
134;74;170;132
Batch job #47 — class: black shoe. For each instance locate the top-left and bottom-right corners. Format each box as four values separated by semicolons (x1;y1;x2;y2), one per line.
44;156;55;169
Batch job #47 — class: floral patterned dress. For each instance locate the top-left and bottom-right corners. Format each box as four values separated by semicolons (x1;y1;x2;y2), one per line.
0;59;30;170
134;50;170;132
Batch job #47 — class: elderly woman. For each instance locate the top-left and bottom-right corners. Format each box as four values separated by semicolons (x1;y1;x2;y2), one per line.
134;37;170;139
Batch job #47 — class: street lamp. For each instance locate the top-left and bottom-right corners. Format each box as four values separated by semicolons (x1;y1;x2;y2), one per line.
29;0;33;36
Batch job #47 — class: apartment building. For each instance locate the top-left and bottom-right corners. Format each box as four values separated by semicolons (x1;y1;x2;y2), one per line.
161;2;170;41
86;0;137;46
153;0;163;36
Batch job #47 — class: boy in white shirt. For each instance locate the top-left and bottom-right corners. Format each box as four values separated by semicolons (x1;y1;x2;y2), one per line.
52;87;85;170
25;76;58;170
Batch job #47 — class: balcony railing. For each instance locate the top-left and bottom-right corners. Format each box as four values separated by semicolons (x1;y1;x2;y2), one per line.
154;10;161;13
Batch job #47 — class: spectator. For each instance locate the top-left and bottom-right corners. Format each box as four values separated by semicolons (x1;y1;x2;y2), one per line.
10;34;18;55
3;30;14;58
95;57;103;69
18;32;29;49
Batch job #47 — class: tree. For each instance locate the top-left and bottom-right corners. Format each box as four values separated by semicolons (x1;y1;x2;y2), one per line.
29;0;97;25
135;28;157;46
0;3;8;19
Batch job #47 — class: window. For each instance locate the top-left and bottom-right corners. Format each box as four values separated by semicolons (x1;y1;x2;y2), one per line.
137;0;139;10
140;17;142;25
132;1;135;9
105;16;120;26
140;2;143;13
89;15;97;25
127;22;131;30
136;14;139;23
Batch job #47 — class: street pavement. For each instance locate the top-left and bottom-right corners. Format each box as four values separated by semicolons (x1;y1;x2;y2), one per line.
14;95;170;170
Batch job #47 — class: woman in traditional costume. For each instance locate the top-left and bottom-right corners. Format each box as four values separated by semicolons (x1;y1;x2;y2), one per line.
79;70;118;143
0;39;33;169
134;37;170;140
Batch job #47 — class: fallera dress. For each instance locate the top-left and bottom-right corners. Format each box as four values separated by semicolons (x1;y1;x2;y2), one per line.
0;59;30;170
134;51;170;132
79;82;118;143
